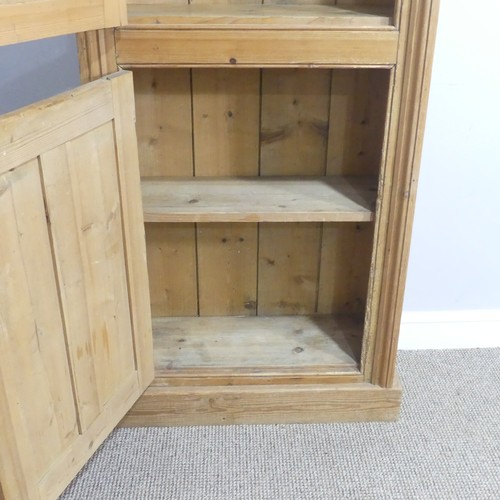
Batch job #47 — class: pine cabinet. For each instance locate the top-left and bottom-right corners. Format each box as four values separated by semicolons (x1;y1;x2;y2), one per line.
0;1;439;498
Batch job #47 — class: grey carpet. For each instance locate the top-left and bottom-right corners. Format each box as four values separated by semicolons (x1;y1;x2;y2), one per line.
60;348;500;500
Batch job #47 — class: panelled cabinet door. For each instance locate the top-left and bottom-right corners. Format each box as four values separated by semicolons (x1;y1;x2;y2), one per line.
0;0;127;46
0;71;153;500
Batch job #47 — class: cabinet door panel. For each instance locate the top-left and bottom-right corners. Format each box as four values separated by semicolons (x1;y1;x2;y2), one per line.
0;0;127;46
0;72;153;500
0;161;80;499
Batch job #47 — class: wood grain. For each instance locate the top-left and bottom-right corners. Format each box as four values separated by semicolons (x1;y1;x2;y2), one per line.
133;68;193;177
192;69;260;176
125;3;394;30
317;222;374;316
0;72;154;498
0;162;78;496
327;69;390;176
108;71;155;391
116;29;399;67
142;176;377;223
197;223;258;316
146;224;198;317
192;69;260;317
0;0;127;46
121;377;402;426
365;0;441;387
132;67;196;320
77;29;118;84
54;123;135;410
258;223;323;315
153;315;361;373
260;69;331;175
259;69;329;315
0;80;113;177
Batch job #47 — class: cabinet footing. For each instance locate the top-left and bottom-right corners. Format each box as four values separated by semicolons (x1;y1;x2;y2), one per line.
120;375;402;426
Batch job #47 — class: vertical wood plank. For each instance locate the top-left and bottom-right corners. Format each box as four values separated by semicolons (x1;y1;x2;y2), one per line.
77;29;118;84
110;71;155;388
146;223;198;316
40;145;101;431
367;0;441;387
198;223;258;316
64;123;136;407
191;0;260;6
134;69;193;177
258;223;322;315
320;68;389;322
192;68;260;176
317;222;374;317
259;69;330;315
327;69;390;177
133;68;196;319
192;69;260;316
0;162;78;488
260;69;331;175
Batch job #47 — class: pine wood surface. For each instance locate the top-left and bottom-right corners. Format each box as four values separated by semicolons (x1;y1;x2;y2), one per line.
153;315;361;373
108;72;155;389
145;223;199;317
0;0;442;493
0;0;126;46
197;223;259;316
40;123;137;430
0;73;152;500
142;176;377;223
133;69;193;176
77;29;118;84
362;0;440;386
134;66;389;319
121;376;402;426
318;222;374;316
125;3;394;30
116;28;399;67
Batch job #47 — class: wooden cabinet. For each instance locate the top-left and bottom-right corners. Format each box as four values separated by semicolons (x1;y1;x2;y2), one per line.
0;1;439;498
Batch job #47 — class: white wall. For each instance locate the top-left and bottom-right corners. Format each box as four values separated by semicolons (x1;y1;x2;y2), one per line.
1;5;499;349
399;0;500;348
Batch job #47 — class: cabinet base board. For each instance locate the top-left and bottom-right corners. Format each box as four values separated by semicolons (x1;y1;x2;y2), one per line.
120;375;401;426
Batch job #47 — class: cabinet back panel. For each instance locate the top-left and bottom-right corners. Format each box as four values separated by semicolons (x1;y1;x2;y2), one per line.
127;1;395;7
133;68;388;318
134;69;193;177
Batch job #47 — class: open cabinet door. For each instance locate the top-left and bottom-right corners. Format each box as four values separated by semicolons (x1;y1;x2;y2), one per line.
0;71;154;500
0;0;127;46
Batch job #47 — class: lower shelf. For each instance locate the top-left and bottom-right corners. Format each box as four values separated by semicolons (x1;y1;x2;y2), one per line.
120;314;401;426
153;314;362;378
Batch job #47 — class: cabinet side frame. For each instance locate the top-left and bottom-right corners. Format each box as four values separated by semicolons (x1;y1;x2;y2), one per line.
362;0;440;387
77;29;118;83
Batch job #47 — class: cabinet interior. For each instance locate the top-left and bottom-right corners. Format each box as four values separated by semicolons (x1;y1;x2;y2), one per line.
133;67;391;382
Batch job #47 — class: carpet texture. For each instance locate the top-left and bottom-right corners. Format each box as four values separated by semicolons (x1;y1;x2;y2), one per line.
60;349;500;500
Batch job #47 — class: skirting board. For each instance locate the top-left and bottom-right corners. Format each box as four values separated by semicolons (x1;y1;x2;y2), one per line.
398;310;500;350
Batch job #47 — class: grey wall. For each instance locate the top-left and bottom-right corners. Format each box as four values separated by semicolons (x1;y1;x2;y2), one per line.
1;3;499;318
0;35;80;114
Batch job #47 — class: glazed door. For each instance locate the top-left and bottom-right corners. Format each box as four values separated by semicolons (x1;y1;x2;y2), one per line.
0;71;153;500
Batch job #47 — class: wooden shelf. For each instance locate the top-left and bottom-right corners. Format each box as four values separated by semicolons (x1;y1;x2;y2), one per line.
116;5;398;67
126;4;395;31
142;176;377;223
153;315;362;379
